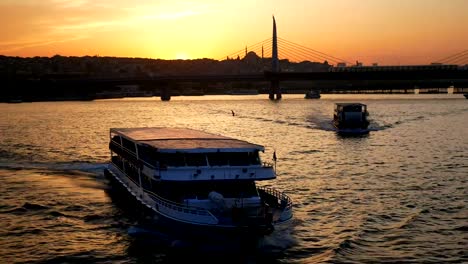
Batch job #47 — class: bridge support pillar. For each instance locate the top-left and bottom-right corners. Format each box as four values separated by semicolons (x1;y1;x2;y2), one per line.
269;79;281;100
160;84;171;101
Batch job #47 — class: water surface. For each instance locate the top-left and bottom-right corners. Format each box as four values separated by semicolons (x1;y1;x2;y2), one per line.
1;94;467;263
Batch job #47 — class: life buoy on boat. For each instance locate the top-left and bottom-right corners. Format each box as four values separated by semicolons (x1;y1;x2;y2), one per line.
208;191;226;211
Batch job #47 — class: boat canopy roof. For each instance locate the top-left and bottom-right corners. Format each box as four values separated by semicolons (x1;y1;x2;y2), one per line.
110;127;265;153
335;103;367;107
334;103;367;112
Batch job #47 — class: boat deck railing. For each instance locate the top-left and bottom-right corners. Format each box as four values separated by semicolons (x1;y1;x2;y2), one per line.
108;162;217;222
146;160;274;171
112;139;275;171
143;189;214;217
257;186;292;210
110;141;139;164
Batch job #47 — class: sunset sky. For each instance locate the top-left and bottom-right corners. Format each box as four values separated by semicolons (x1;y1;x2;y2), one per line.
1;0;467;65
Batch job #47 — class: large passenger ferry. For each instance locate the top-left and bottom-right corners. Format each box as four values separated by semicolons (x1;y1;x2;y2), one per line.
104;127;292;242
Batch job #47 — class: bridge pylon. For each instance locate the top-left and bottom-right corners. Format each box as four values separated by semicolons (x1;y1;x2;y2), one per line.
269;16;282;100
160;83;171;101
269;79;281;100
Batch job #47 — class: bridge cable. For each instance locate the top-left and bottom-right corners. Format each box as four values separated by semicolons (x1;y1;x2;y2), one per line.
277;39;341;63
222;37;271;59
278;37;351;64
436;49;468;65
277;39;346;64
220;38;271;60
444;52;468;65
277;43;327;62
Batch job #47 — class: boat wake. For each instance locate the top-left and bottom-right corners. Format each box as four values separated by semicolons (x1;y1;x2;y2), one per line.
0;161;108;174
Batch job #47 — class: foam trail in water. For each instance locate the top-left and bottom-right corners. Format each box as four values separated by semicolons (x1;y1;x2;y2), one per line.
0;161;108;173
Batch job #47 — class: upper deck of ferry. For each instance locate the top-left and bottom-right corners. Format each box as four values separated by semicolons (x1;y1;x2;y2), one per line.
109;127;275;181
334;102;367;108
110;127;265;153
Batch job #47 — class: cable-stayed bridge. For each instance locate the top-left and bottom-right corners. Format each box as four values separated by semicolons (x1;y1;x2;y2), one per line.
6;17;468;101
223;38;467;67
212;16;467;100
221;37;350;66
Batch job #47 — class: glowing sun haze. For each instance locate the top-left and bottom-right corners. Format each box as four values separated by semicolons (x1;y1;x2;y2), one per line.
1;0;467;65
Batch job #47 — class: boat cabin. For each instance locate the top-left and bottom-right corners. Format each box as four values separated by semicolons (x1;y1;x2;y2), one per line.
333;103;369;129
109;127;276;182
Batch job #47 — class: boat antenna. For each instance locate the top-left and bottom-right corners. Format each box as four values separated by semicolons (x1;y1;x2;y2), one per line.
273;149;277;174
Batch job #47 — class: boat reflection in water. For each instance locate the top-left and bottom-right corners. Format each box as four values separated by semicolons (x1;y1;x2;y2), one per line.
104;127;293;253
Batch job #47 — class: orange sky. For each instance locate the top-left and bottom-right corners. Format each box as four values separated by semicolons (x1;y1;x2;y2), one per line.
1;0;467;65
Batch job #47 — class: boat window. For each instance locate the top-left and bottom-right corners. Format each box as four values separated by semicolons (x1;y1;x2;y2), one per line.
216;181;258;198
110;143;138;164
111;135;121;145
123;161;139;186
137;151;261;168
207;153;230;166
185;153;207;166
248;151;261;165
137;145;159;166
343;105;362;112
160;153;185;167
172;181;259;199
207;151;260;166
121;137;136;153
229;152;251;166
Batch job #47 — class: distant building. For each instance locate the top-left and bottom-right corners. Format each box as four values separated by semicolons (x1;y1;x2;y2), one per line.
243;51;261;64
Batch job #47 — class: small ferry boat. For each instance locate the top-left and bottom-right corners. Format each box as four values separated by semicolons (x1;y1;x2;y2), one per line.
333;103;370;134
104;127;292;242
304;90;321;99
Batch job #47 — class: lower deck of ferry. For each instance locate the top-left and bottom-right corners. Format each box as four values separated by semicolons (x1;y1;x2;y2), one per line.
104;166;283;237
108;156;291;226
105;171;279;243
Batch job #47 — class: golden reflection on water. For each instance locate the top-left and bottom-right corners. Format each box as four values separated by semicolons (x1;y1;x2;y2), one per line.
0;169;126;263
0;94;467;263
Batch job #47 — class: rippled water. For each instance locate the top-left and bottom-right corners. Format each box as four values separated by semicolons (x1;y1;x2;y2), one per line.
0;94;467;263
